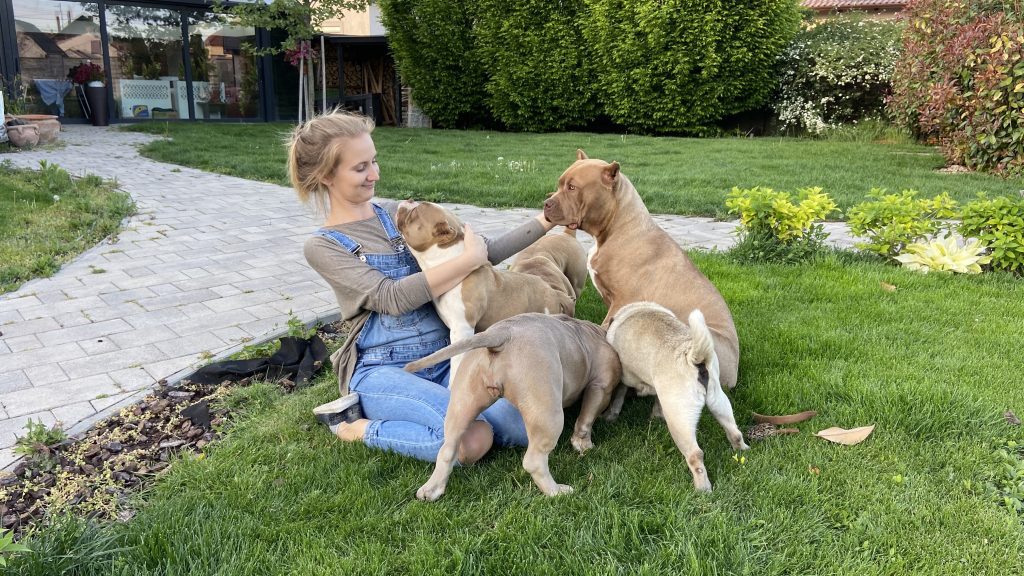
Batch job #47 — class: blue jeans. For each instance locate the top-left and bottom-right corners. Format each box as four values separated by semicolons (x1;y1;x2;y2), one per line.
317;204;528;463
351;357;529;462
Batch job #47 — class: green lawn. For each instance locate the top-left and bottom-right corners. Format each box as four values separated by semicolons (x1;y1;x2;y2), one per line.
10;253;1024;575
0;161;134;294
123;122;1022;217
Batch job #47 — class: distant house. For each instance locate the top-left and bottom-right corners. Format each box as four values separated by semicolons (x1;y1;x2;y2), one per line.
802;0;908;18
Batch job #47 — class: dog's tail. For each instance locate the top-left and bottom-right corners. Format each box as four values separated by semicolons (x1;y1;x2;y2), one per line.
562;226;577;238
686;309;715;367
403;326;513;373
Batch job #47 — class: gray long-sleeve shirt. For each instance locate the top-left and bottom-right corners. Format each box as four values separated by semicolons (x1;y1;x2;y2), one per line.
304;200;549;394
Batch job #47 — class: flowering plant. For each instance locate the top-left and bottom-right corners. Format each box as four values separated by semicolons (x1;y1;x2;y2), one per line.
67;62;105;85
284;41;319;67
894;237;991;274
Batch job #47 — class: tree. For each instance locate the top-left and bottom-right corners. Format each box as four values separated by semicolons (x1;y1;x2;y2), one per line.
214;0;368;121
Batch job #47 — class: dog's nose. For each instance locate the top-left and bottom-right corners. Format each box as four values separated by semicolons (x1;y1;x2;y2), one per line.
543;198;555;210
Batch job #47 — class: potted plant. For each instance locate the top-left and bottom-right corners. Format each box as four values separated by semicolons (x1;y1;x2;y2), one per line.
68;61;107;126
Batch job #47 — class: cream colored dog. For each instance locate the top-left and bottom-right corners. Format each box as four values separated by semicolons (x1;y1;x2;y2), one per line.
607;302;748;492
404;313;622;500
395;201;575;378
543;151;740;391
509;228;588;300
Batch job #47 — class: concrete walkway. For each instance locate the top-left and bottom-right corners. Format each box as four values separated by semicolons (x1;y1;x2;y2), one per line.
0;125;857;468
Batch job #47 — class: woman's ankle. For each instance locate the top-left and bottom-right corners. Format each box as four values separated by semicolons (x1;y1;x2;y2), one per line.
335;418;370;442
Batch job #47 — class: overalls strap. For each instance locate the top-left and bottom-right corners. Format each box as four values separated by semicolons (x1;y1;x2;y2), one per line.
372;203;407;253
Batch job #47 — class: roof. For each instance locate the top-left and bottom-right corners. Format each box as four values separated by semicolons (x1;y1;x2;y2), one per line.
802;0;907;9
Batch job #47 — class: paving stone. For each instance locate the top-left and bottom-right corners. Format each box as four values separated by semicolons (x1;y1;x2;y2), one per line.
0;340;8;354
0;317;62;339
51;401;98;430
23;364;69;386
1;342;88;372
107;325;178;348
4;334;44;353
109;367;156;391
142;355;199;381
0;447;17;469
154;333;227;357
37;318;133;346
59;345;165;380
0;410;59;440
0;371;88;418
53;311;94;329
0;371;31;394
78;337;121;355
0;310;24;325
91;391;136;413
165;309;258;337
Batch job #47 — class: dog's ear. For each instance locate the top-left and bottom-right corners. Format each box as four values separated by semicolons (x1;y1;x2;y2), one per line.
433;220;456;241
395;206;410;231
602;161;620;187
576;149;589;161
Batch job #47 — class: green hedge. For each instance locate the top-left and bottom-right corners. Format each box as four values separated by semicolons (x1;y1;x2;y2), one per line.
474;0;598;132
580;0;800;134
378;0;800;133
376;0;491;129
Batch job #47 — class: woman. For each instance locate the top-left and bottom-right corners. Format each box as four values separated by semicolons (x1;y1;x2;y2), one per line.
289;110;556;464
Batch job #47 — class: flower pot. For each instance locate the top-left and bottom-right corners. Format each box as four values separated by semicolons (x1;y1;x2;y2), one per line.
15;115;60;144
84;85;108;126
6;123;39;148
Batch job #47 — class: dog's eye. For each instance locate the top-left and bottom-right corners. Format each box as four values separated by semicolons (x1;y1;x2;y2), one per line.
567;184;576;191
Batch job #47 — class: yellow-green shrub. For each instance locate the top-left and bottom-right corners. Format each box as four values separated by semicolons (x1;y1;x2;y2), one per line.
958;194;1024;274
725;186;837;263
846;189;958;257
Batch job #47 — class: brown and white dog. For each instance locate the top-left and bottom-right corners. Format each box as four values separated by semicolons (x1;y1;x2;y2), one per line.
395;201;575;378
404;313;622;500
606;302;747;492
542;150;740;390
509;229;589;301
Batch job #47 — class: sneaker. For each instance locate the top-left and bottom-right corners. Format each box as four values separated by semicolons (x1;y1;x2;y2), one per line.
312;393;364;430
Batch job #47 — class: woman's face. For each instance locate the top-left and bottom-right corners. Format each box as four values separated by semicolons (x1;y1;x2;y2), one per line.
323;132;379;206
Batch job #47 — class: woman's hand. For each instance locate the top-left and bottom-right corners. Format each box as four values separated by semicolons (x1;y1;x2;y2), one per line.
460;224;489;269
423;223;490;298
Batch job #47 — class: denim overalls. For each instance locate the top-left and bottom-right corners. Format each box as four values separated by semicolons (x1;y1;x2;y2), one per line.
315;203;527;462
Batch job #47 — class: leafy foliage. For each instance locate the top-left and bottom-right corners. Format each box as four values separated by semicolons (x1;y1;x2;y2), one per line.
213;0;366;56
473;0;598;131
580;0;800;134
958;193;1024;273
775;15;903;134
846;188;959;257
725;186;836;263
888;0;1024;175
894;236;991;273
0;529;30;569
377;0;491;128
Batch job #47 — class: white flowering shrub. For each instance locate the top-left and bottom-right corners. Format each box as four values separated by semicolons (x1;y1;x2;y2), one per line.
775;15;903;134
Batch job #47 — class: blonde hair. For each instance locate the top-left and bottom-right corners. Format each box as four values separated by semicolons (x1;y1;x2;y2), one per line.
286;109;375;216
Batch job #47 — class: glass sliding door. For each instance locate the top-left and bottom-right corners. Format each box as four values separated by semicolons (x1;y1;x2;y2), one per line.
105;3;183;120
185;13;257;120
10;0;102;119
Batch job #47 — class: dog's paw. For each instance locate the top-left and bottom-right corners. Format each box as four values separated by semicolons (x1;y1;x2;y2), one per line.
415;483;446;502
570;434;594;454
600;409;621;423
544;484;574;497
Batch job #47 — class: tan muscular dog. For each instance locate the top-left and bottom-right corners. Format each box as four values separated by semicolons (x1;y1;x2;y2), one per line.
542;150;740;391
403;313;622;500
607;302;748;492
395;201;575;378
509;229;588;300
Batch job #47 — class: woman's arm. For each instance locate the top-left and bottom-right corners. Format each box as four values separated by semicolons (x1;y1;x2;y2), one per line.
422;223;489;297
484;213;557;264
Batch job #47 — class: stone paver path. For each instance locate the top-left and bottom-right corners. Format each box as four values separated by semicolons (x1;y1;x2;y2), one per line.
0;125;857;468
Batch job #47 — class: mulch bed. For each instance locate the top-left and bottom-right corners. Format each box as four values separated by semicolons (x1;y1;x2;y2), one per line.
0;321;346;537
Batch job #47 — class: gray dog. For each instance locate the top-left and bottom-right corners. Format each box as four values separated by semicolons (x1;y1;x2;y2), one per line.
404;313;621;500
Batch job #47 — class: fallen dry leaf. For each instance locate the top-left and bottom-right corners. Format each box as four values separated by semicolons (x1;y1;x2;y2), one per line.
808;466;821;475
815;425;875;446
1005;410;1021;426
752;410;818;425
880;282;897;292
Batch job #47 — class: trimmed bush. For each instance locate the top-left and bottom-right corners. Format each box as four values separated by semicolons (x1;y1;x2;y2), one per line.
889;0;1024;175
725;186;836;263
958;194;1024;274
846;188;959;258
474;0;598;132
579;0;801;134
377;0;491;128
775;15;903;134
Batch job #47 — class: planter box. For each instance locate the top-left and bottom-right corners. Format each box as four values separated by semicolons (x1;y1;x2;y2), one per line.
14;114;60;144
